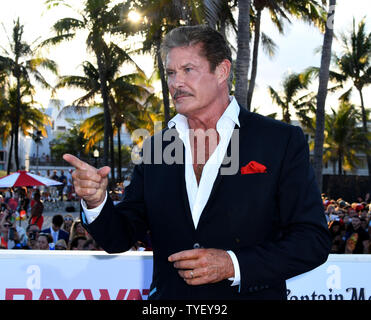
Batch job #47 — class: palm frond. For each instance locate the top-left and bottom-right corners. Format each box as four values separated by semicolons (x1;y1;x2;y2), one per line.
39;33;76;48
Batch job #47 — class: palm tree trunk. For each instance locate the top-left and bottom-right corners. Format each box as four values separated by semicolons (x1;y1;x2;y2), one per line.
358;88;371;177
283;104;291;124
246;8;261;110
14;76;21;171
157;45;170;123
96;53;112;168
332;160;336;174
7;132;14;174
109;128;115;182
313;0;336;191
117;123;122;182
338;150;342;175
235;0;252;110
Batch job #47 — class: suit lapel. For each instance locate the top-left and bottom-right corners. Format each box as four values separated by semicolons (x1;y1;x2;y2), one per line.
165;128;196;232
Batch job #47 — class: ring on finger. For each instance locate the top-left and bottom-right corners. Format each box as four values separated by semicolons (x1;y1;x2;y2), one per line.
190;270;194;279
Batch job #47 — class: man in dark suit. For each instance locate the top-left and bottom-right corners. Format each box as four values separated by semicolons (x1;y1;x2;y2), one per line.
63;25;331;300
41;214;69;244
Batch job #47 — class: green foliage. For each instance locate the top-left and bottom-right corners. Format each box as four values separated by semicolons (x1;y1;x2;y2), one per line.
50;121;89;161
321;102;370;174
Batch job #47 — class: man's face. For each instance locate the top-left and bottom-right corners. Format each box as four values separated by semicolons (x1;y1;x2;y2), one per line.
38;236;49;250
27;226;39;236
166;43;221;117
351;217;361;229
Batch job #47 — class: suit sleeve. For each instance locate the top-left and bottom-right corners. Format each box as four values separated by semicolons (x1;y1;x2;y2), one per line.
235;125;331;292
81;162;148;253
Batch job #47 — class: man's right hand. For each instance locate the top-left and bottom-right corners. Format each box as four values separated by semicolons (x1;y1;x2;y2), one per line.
63;153;111;209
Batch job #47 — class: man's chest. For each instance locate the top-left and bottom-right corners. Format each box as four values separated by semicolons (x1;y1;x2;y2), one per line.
190;130;220;184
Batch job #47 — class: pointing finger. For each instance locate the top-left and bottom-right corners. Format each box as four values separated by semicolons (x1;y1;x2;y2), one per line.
63;153;92;170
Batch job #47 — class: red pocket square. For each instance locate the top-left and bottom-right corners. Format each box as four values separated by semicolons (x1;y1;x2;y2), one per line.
241;161;267;175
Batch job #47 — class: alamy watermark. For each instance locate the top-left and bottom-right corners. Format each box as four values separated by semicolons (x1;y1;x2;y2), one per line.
130;121;240;176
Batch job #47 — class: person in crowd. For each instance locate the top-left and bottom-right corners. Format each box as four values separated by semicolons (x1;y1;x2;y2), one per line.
58;170;67;201
69;236;87;250
49;170;59;201
344;215;370;254
0;208;27;249
69;219;89;242
50;170;59;181
328;220;346;254
18;187;30;213
41;214;70;244
82;239;102;250
62;214;74;234
7;193;18;211
23;224;40;249
28;191;44;230
37;233;54;250
55;239;68;250
0;217;11;249
4;188;13;203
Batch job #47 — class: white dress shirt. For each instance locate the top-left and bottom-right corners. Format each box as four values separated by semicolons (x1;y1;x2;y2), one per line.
82;96;241;286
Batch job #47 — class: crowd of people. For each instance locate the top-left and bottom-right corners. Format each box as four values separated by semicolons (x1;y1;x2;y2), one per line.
0;189;101;250
0;174;369;254
324;193;371;254
0;169;146;251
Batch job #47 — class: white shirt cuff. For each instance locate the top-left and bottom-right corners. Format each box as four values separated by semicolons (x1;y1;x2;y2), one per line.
80;192;108;224
226;250;241;286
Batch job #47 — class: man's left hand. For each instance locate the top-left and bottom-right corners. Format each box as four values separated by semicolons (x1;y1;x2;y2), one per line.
168;248;234;285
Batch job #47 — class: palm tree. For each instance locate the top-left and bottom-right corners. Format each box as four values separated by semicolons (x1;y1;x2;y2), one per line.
334;18;371;176
0;82;12;159
322;102;370;175
313;0;336;190
79;91;164;180
0;18;57;171
202;0;237;35
56;45;151;180
0;82;51;174
234;0;252;110
268;72;312;123
109;73;156;181
246;0;327;110
43;0;139;166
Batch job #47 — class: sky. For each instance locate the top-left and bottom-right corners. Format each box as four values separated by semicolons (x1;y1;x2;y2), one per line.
0;0;370;119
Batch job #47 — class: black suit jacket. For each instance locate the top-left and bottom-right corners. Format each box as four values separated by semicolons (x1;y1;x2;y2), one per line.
82;108;331;300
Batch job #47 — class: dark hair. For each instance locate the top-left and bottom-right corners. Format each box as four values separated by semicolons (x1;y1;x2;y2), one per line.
70;236;87;250
52;214;64;228
38;233;53;243
161;25;232;72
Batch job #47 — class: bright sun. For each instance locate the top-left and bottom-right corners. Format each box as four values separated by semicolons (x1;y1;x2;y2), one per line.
128;11;141;23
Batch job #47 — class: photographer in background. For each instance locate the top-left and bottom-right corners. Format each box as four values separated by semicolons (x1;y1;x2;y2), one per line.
23;224;41;249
